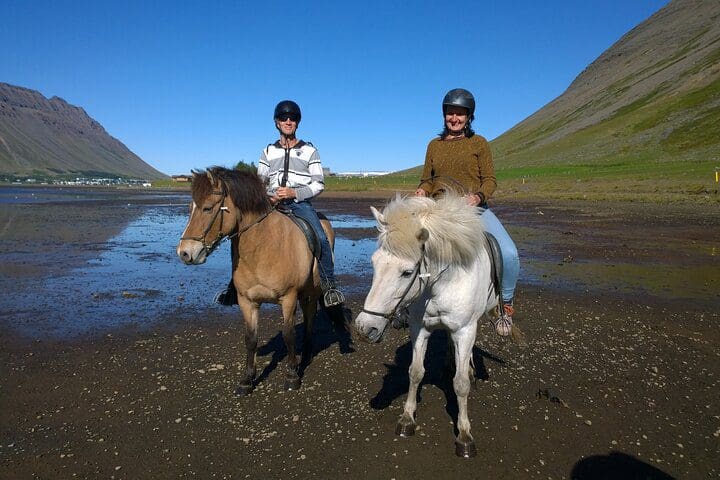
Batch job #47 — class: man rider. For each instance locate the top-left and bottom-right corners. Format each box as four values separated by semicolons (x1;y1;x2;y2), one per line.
215;100;344;308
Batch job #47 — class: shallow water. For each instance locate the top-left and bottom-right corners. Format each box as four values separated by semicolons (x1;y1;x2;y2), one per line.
1;187;717;339
0;202;379;338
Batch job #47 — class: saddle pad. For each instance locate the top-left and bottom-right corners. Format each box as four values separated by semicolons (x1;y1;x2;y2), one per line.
284;212;322;259
484;232;503;299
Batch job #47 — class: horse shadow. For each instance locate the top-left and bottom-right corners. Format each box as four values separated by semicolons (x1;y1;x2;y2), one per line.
370;330;504;429
570;451;675;479
254;305;354;385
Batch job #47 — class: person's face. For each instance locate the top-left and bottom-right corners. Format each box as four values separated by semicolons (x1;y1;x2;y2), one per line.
275;115;299;136
444;105;469;135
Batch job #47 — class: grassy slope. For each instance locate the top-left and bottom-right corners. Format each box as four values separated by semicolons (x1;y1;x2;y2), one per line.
354;3;720;204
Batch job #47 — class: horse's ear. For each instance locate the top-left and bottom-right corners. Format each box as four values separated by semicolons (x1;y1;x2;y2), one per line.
206;169;216;186
416;227;429;243
370;206;386;228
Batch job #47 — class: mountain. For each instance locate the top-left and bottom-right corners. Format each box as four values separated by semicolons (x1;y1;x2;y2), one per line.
491;0;720;177
0;82;166;179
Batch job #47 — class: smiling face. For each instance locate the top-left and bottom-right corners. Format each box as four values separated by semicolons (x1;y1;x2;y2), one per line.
275;115;299;137
444;105;469;135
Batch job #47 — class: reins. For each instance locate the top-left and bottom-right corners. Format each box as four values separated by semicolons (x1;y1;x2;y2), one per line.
417;175;468;196
226;204;276;241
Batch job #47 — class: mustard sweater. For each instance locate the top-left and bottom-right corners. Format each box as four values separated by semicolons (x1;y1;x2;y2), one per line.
419;134;497;204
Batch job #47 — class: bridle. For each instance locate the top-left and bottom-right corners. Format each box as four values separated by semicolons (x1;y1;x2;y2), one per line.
180;189;230;257
360;244;430;322
180;188;275;258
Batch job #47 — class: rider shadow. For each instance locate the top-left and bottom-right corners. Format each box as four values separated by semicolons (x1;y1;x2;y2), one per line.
254;306;354;385
570;451;675;479
370;330;504;425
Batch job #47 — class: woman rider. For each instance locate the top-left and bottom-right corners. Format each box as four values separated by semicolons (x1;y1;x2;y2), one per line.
414;88;520;336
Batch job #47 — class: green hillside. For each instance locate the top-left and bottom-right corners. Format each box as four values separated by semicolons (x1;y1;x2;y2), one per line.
372;0;720;203
489;0;720;200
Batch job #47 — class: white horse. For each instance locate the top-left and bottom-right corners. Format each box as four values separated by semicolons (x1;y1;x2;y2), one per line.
353;194;521;457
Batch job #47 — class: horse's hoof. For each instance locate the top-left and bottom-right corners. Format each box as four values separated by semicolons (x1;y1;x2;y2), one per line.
284;377;301;391
455;440;477;458
234;384;253;397
395;422;416;437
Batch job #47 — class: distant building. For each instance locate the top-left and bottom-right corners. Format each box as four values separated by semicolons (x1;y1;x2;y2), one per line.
335;171;392;177
172;175;192;182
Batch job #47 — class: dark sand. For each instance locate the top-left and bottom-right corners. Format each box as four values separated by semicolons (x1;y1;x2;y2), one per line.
1;188;719;479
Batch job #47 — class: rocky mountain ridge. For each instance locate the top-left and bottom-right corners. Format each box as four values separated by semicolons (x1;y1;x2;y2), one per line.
0;82;166;179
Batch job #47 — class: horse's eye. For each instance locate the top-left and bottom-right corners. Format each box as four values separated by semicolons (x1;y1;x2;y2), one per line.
401;269;414;278
202;206;214;213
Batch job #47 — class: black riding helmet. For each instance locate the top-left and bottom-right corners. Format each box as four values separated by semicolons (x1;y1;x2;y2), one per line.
274;100;302;122
442;88;475;118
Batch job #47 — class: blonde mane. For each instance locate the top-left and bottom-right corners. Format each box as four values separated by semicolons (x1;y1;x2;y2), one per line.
376;194;486;268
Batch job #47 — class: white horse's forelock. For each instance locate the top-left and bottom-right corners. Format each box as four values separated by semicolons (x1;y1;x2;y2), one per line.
377;194;485;268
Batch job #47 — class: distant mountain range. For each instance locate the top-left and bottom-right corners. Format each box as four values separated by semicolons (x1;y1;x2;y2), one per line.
0;83;166;179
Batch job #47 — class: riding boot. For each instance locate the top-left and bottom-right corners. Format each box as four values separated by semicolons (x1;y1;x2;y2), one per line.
214;279;238;306
493;302;514;336
320;278;345;308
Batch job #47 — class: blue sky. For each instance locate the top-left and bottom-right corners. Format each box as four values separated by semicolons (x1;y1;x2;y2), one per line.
2;0;668;175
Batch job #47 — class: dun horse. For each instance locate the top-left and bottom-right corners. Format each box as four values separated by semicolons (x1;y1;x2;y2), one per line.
354;194;523;457
176;167;335;394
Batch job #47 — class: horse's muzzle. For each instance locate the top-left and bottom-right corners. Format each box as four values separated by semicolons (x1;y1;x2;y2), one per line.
353;312;390;343
176;241;208;265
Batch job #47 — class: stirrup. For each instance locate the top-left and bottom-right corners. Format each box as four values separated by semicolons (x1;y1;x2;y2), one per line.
323;288;345;307
492;304;514;337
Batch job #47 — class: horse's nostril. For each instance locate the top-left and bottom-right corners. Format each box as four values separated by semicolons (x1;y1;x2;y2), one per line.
367;327;380;342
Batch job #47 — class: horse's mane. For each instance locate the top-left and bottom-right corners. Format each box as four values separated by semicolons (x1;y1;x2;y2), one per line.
192;166;270;214
378;194;485;268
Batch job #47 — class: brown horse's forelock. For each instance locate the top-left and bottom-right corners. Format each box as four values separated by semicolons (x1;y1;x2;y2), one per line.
192;167;269;214
191;172;213;206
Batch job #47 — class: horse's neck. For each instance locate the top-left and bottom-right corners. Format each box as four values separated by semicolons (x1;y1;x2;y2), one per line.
237;210;293;246
427;247;493;300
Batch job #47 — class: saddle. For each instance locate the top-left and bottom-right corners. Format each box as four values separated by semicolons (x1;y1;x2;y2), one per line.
279;208;324;260
484;232;504;301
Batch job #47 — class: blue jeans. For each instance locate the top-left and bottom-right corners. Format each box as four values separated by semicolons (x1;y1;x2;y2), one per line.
480;208;519;304
286;200;335;283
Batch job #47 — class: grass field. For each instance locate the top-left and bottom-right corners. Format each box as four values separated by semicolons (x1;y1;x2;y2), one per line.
151;163;720;204
324;160;719;204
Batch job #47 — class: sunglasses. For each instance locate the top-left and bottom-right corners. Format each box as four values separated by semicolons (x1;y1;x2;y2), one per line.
276;114;300;122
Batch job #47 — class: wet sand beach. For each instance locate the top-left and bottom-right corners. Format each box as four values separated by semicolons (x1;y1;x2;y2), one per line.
1;186;719;479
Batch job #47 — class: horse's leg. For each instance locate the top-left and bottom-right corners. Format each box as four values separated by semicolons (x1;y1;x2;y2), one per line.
443;333;456;381
280;293;301;390
235;298;259;396
299;295;317;371
397;326;430;437
451;325;478;458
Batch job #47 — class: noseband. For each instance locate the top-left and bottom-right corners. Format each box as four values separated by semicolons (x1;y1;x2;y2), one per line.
361;244;429;322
